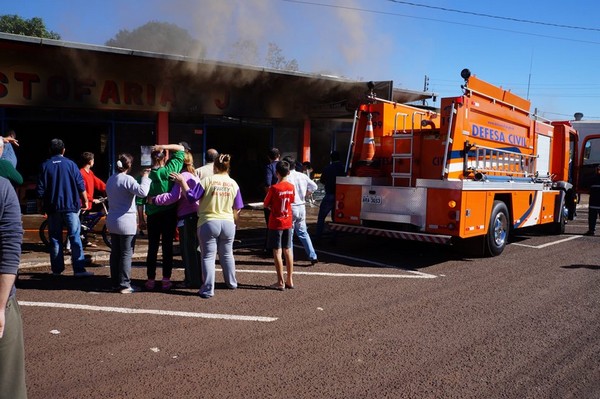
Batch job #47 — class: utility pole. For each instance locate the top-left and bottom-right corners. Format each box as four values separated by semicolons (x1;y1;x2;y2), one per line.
527;50;534;99
423;75;429;106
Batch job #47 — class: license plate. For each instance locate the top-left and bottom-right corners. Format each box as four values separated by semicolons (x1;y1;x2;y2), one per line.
362;195;382;205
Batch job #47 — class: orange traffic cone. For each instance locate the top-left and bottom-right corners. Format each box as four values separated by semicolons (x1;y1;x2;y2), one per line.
360;113;376;161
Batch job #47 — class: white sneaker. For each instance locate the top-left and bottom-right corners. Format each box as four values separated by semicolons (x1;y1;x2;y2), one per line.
74;271;94;277
120;286;138;294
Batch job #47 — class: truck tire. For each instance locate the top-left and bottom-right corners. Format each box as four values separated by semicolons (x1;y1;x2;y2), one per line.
548;218;566;235
485;200;509;257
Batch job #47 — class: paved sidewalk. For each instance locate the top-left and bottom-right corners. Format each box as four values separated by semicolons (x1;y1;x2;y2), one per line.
19;205;323;270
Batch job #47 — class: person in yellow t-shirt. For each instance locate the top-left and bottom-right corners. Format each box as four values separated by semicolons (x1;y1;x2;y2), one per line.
172;154;244;299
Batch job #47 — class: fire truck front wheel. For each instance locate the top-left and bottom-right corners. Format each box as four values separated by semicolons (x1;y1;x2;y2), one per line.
485;200;509;257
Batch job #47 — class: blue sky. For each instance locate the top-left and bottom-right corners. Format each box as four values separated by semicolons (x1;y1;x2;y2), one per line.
3;0;600;119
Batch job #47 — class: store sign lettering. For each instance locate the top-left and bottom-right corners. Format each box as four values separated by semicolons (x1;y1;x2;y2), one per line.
0;71;175;109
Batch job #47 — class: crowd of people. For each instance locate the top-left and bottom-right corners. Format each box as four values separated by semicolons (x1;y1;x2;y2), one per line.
0;134;351;397
5;136;344;298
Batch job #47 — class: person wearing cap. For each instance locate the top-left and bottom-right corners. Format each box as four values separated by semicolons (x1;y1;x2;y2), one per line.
179;141;192;153
1;130;18;168
144;143;185;291
0;138;23;187
585;165;600;235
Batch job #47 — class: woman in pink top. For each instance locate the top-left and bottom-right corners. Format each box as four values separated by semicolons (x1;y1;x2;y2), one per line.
150;152;202;288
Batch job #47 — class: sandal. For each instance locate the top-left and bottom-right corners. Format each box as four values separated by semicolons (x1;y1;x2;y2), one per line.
269;283;285;291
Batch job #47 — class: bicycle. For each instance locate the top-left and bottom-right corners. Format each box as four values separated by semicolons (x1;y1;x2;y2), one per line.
39;197;111;249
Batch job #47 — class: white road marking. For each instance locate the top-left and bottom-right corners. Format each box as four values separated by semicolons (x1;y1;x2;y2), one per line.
303;246;436;278
233;244;437;278
231;269;436;279
511;235;581;249
18;301;278;322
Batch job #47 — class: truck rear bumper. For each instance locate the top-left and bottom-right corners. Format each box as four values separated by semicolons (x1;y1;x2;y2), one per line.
329;223;453;244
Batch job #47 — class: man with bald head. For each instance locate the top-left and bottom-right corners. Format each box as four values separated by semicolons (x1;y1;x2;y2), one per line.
195;148;219;179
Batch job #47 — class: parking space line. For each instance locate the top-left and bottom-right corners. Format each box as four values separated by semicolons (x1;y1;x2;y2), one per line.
18;301;278;322
511;235;581;249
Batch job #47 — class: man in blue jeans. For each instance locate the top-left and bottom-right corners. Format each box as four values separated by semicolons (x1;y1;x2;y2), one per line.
37;138;93;277
316;150;346;240
283;156;319;265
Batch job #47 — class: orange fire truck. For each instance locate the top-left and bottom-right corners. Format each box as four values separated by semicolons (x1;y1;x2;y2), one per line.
329;69;578;256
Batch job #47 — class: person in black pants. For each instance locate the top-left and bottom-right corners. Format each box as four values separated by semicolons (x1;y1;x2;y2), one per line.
316;150;346;240
262;148;280;254
144;143;185;290
585;165;600;235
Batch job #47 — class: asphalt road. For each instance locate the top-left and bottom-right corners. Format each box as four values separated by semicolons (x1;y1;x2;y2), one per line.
15;204;600;399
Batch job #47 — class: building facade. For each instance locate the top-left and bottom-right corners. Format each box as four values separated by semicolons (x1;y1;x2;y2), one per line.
0;33;431;203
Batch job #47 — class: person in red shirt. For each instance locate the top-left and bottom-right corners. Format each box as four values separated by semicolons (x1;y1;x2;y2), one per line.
79;152;106;211
263;160;295;290
78;152;106;248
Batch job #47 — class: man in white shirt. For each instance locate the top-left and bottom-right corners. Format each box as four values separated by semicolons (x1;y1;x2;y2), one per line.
195;148;218;179
283;156;318;265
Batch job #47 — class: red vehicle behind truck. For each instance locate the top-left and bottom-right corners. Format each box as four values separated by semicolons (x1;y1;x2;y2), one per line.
329;69;579;256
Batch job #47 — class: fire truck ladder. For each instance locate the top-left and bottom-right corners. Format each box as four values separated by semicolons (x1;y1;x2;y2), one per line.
464;142;537;178
391;111;428;186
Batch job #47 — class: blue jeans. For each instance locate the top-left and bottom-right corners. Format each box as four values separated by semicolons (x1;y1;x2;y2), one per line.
110;234;136;290
198;220;237;298
316;193;335;238
292;205;317;260
48;211;86;274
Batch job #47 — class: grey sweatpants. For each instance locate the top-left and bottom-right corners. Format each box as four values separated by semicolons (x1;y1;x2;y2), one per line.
197;220;238;297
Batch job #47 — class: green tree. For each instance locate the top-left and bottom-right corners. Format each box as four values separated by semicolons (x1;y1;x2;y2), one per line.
265;42;299;72
105;21;205;58
0;14;60;39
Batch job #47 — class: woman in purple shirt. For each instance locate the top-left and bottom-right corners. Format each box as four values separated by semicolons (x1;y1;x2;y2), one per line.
151;152;202;288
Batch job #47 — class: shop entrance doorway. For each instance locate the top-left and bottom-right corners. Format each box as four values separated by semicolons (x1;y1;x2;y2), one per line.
204;125;272;203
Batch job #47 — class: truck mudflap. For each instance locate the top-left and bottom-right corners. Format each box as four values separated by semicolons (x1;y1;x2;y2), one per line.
328;223;453;244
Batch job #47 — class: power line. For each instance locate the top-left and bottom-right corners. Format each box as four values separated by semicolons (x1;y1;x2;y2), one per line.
282;0;600;45
386;0;600;32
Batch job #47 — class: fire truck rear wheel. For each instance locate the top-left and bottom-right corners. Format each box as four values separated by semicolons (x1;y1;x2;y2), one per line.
485;200;509;257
